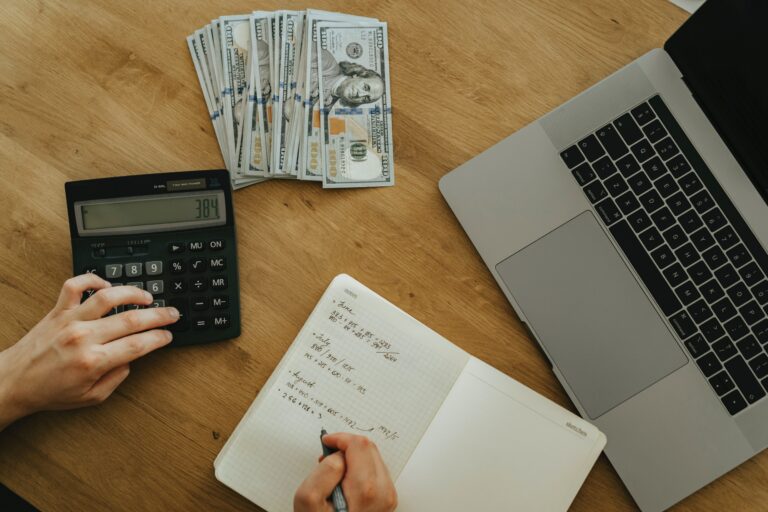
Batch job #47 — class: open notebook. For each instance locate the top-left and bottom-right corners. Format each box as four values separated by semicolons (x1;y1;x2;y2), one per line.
215;274;606;511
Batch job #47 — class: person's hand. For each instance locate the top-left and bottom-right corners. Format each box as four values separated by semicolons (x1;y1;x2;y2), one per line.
0;274;178;430
294;433;397;512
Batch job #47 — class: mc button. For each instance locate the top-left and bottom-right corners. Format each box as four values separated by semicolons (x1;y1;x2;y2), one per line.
209;257;226;271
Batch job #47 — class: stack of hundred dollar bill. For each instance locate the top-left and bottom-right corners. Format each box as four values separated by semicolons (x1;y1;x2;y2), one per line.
186;10;393;190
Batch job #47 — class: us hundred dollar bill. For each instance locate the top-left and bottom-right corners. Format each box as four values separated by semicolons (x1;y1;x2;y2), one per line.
240;13;273;177
273;11;302;176
219;16;251;173
316;22;394;188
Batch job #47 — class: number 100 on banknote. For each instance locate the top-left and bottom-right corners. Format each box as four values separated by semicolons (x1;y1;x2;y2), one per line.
317;23;393;188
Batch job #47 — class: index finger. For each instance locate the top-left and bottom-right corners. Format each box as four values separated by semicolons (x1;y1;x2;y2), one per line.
100;329;173;368
56;274;111;310
322;433;375;454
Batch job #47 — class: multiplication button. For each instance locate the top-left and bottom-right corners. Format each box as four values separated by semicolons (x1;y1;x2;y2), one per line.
170;279;186;294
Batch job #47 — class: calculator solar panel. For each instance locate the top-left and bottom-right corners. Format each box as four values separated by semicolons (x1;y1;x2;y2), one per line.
65;170;240;347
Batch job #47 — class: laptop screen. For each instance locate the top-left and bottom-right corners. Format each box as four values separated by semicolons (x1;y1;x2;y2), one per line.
665;0;768;203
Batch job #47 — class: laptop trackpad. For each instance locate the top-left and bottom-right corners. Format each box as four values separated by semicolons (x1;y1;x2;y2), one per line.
496;211;688;419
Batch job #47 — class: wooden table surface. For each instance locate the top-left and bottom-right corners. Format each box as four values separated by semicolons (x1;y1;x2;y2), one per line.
1;0;763;510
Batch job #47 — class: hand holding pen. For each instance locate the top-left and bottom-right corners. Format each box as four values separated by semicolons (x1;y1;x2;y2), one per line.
294;431;398;512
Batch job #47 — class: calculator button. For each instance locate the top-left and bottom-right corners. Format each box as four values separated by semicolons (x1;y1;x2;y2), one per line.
191;297;209;311
168;298;189;332
209;240;225;251
124;304;143;311
213;314;231;329
145;261;163;276
146;280;164;295
125;263;142;277
191;278;207;292
211;276;228;291
209;257;226;271
106;305;124;317
168;243;186;254
189;241;205;252
212;295;229;309
150;299;166;308
190;258;207;273
105;264;123;279
193;317;210;331
170;259;185;274
126;281;144;289
170;279;186;294
83;266;100;276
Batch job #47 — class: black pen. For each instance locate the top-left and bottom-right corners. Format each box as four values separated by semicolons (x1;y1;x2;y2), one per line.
321;428;348;512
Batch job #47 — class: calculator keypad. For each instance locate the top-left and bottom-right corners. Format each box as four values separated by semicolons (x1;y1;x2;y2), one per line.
96;240;232;340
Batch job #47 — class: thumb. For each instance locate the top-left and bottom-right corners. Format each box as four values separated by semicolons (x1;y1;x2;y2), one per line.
295;452;346;508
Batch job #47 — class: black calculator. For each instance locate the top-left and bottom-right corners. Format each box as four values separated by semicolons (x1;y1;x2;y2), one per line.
65;170;240;346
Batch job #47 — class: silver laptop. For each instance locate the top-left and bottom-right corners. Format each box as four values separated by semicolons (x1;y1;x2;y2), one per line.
439;1;768;510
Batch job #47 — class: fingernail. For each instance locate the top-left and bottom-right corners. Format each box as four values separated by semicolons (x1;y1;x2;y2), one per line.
165;330;173;342
168;307;180;319
143;291;153;302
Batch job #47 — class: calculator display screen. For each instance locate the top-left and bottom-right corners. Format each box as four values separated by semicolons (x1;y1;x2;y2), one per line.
75;191;226;235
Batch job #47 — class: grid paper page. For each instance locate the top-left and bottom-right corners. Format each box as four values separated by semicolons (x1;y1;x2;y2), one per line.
215;274;469;512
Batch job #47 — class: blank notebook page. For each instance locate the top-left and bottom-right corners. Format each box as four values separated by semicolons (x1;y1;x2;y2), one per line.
215;274;468;512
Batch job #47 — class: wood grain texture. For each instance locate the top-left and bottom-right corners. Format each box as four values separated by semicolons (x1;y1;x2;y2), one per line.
1;0;763;510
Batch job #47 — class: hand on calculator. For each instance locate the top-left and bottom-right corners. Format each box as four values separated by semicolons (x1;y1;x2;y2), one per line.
0;273;179;430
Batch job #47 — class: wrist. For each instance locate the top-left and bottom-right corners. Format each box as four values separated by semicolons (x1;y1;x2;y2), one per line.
0;347;27;431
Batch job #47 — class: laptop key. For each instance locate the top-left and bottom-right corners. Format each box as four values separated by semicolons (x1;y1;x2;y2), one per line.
675;281;700;306
592;156;617;180
667;191;691;216
595;198;622;226
642;157;667;180
739;300;765;325
688;260;713;286
639;227;663;251
712;297;737;322
727;282;751;307
651;207;675;232
700;279;725;304
725;355;765;404
655;174;679;198
754;319;768;344
578;134;606;162
752;281;768;305
616;191;641;215
688;299;713;324
715;264;740;290
684;333;708;358
639;189;664;213
630;139;654;163
690;189;714;214
571;162;596;185
654;137;680;161
700;317;725;342
713;338;738;362
713;226;738;251
721;389;747;415
690;227;716;252
737;335;761;360
583;180;608;203
561;145;585;168
664;263;687;288
709;371;736;396
726;244;750;268
670;310;696;339
609;220;682;316
616;153;641;177
703;245;727;270
702;208;727;232
627;209;652;233
651;245;675;269
642;119;667;144
750;354;768;379
739;262;764;287
675;243;699;268
697;352;722;378
596;123;629;160
663;226;688;251
678;210;704;234
614;113;643;145
666;154;692;178
604;174;628;197
631;103;655;126
679;172;704;196
724;316;750;341
627;171;652;195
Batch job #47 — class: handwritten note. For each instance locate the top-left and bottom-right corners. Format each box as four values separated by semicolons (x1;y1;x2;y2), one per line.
215;275;468;512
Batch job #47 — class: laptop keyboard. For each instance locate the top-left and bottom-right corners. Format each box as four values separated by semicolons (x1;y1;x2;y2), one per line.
560;95;768;416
